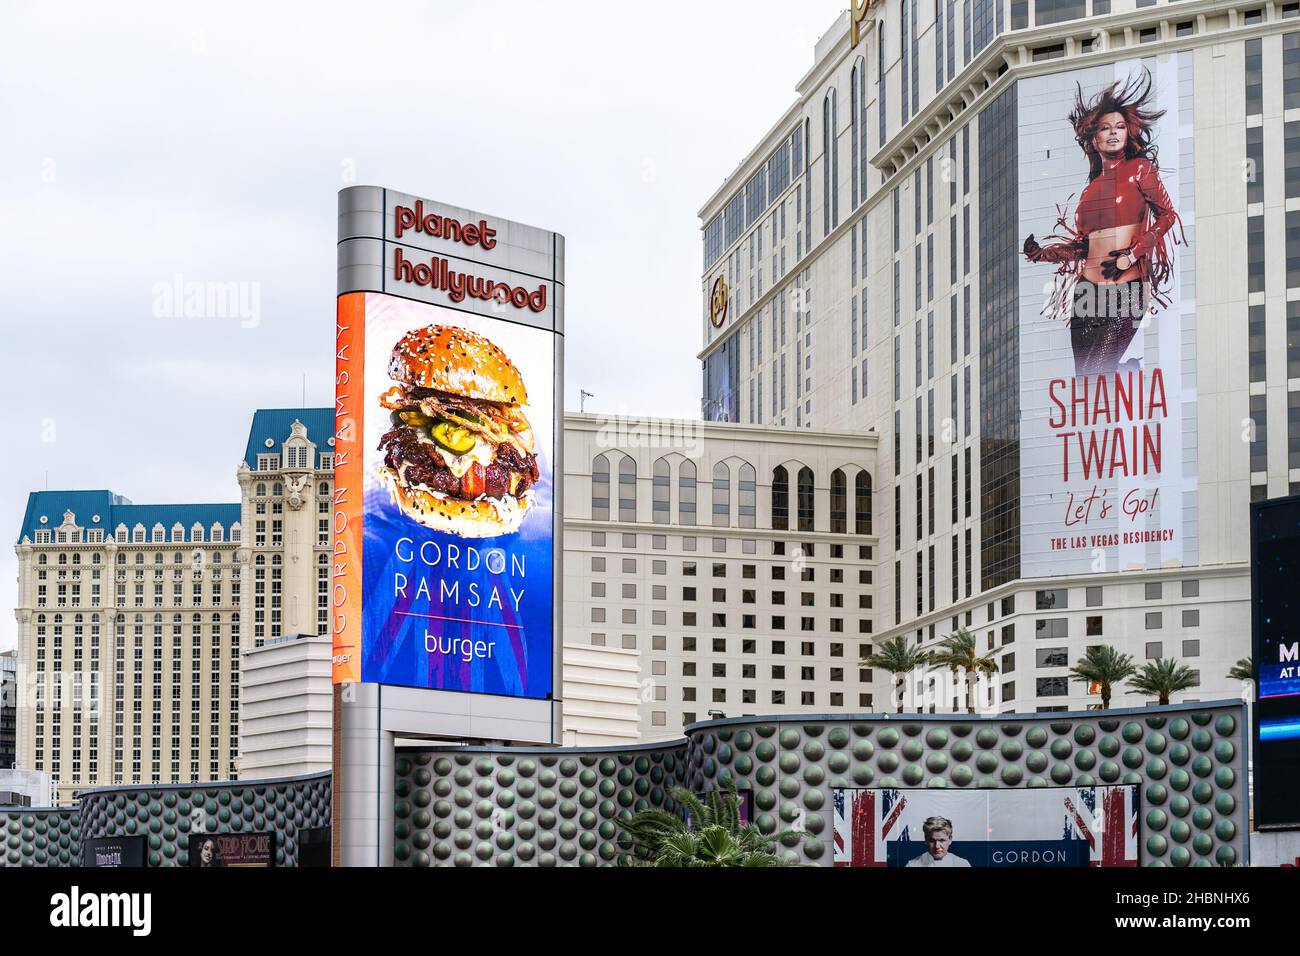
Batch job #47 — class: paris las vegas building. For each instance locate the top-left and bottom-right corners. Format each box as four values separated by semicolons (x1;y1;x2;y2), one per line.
12;409;335;804
695;0;1299;715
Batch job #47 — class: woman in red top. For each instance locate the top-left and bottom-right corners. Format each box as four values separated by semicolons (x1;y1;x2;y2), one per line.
1023;71;1182;377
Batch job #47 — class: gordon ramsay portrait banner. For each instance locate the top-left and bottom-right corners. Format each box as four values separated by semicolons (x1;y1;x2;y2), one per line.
334;290;556;699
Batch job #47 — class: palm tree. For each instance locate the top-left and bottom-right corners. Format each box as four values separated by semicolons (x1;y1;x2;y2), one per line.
928;627;999;713
615;785;801;867
1068;645;1136;709
1227;658;1253;683
1128;657;1199;706
861;635;931;712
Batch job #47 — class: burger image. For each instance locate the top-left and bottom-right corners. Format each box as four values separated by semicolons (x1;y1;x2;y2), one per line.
377;324;540;538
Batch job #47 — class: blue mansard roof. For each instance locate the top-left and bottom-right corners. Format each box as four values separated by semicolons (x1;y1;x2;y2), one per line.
242;407;334;469
18;491;240;545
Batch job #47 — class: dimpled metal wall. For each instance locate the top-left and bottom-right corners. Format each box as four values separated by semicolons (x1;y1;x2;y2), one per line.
0;808;80;867
77;772;331;867
393;743;688;867
394;702;1249;867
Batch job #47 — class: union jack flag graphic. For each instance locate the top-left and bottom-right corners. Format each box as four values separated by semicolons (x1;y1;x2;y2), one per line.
833;785;1138;867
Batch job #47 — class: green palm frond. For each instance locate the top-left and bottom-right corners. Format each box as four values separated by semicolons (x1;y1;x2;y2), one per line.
1128;657;1199;705
615;782;804;866
1227;658;1253;683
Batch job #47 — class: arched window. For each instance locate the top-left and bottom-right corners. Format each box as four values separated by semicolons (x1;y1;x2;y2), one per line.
618;456;637;522
678;460;697;525
830;469;848;534
797;466;815;532
652;458;671;525
771;466;789;530
856;471;873;535
738;463;756;529
712;463;730;528
591;454;610;520
851;58;862;209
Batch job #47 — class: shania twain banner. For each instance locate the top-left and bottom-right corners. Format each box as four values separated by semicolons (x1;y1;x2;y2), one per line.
1018;55;1197;577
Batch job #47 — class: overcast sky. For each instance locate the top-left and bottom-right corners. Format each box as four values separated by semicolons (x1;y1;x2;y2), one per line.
0;1;846;651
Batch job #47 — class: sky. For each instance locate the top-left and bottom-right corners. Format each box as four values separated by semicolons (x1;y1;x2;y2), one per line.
0;0;847;650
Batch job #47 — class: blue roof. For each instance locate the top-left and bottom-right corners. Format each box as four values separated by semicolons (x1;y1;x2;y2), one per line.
242;408;334;468
18;491;239;544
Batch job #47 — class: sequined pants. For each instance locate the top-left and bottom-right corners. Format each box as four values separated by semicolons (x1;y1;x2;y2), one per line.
1070;279;1147;377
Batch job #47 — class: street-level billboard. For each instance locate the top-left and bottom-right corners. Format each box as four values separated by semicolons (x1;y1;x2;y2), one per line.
1018;55;1197;576
833;785;1139;867
334;188;562;700
1251;495;1300;828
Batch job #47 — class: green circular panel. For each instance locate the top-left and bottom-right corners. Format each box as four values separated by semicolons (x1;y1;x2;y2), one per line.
1099;761;1120;783
1026;726;1048;748
852;740;875;761
779;729;801;750
1169;821;1191;843
1214;741;1235;764
877;728;900;748
1146;784;1167;805
1073;725;1096;746
975;728;998;749
1146;835;1167;856
1075;750;1097;771
1146;809;1167;831
1145;758;1167;779
1192;833;1212;855
1121;747;1144;769
1050;763;1072;785
1215;714;1236;737
902;764;925;786
1121;723;1143;744
1170;795;1191;818
1169;846;1190;867
803;740;825;761
1190;730;1213;752
1001;765;1023;786
951;766;973;787
901;740;924;762
1169;718;1190;740
975;753;998;774
1050;739;1072;760
951;740;973;762
1026;752;1048;774
1168;744;1190;767
878;753;900;773
925;729;949;749
1001;741;1023;761
756;741;776;762
1145;733;1167;755
1215;846;1237;866
1191;808;1213;830
827;727;850;749
1098;736;1120;758
1215;820;1236;841
926;753;949;774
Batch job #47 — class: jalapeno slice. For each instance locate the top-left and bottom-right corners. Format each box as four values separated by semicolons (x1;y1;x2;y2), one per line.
430;419;477;455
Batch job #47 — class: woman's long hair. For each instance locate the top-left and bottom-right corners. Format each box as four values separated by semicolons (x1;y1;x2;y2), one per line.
1071;69;1165;180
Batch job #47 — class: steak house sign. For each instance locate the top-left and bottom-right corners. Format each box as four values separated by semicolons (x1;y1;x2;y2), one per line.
390;201;548;314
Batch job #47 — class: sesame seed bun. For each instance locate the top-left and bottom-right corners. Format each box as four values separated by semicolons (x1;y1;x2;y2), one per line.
388;324;528;406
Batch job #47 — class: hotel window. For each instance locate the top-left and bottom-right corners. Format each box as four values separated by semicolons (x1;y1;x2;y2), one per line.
796;467;815;532
652;457;670;524
591;454;610;520
1246;38;1263;116
711;463;731;527
618;456;637;521
1036;677;1068;698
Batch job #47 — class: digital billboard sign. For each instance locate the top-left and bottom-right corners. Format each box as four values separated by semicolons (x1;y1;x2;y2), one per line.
1018;56;1197;576
1251;495;1300;828
833;785;1139;867
334;189;562;700
83;835;146;868
187;832;276;868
